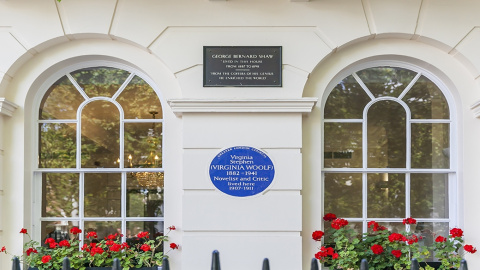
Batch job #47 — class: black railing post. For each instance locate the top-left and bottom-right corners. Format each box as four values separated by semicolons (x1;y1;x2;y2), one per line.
211;250;221;270
459;259;468;270
411;258;420;270
360;259;368;270
162;257;170;270
262;258;270;270
62;257;71;270
112;258;121;270
310;258;319;270
12;257;20;270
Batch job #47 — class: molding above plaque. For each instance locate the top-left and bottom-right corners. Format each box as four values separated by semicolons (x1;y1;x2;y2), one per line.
0;98;19;117
168;98;318;116
204;46;282;87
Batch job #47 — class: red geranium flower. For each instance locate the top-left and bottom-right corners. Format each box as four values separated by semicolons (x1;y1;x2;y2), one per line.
464;244;477;254
20;228;27;234
121;242;130;249
323;213;337;222
87;231;98;239
70;227;82;235
371;244;384;255
137;231;150;239
407;235;419;245
331;218;349;230
0;246;6;253
49;242;58;249
402;217;417;225
391;250;402;258
450;228;463;238
107;233;117;240
25;248;37;256
311;230;324;241
110;243;122;252
435;236;447;242
41;255;52;264
140;244;151;252
388;233;403;242
168;225;176;230
58;240;70;247
44;238;55;244
170;243;179;250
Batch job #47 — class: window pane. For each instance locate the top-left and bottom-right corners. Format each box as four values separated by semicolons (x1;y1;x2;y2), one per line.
40;76;84;120
125;122;162;169
126;221;164;246
116;76;162;119
411;174;448;218
41;221;79;246
84;221;122;244
70;67;130;98
42;173;79;218
402;76;449;119
357;67;417;98
81;101;120;168
367;173;405;218
84;173;121;217
367;100;406;168
324;173;362;218
127;175;164;217
324;75;370;119
411;222;449;260
324;123;362;168
411;123;449;169
376;222;405;233
39;123;76;168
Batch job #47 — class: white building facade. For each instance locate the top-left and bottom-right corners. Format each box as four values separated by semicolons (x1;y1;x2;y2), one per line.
1;0;480;269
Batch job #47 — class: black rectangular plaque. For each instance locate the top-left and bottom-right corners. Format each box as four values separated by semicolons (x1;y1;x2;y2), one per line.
204;46;282;87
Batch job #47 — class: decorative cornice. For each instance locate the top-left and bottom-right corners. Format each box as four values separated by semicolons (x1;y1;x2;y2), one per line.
168;98;318;116
0;98;19;117
470;100;480;118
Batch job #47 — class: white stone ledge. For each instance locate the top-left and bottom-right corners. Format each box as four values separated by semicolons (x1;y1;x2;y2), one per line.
0;98;19;117
168;98;318;116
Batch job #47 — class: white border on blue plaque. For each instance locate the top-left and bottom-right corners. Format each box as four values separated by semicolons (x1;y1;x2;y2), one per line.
209;146;275;197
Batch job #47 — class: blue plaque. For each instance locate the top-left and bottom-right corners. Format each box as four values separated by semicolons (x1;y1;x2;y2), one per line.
209;146;275;197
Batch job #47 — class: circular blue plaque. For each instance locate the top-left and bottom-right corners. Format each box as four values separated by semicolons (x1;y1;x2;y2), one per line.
209;146;275;197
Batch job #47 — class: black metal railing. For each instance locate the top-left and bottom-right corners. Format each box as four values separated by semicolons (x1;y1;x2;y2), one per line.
11;251;469;270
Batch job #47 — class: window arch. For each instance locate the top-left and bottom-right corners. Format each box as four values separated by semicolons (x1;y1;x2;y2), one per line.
36;66;165;245
323;65;454;247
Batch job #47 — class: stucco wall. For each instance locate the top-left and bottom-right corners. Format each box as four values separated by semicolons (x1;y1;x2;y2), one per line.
1;0;480;269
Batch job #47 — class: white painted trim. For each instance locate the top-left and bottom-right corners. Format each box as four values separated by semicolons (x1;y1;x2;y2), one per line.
470;100;480;118
168;98;318;116
0;98;19;117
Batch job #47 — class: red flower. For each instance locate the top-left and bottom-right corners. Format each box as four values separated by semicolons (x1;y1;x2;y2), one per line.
70;227;82;235
331;218;349;230
371;244;384;255
311;230;324;241
44;238;55;244
323;213;337;222
407;235;419;245
170;243;179;250
41;255;52;264
0;246;6;253
20;228;27;234
121;242;130;249
87;231;98;239
168;225;176;231
58;240;70;247
391;250;402;258
137;231;150;239
450;228;463;238
332;253;339;259
107;233;117;240
25;248;37;256
140;244;151;252
368;221;379;231
435;236;447;242
81;244;90;252
388;233;403;242
110;243;122;252
402;217;417;225
464;244;477;254
49;242;58;249
90;246;104;256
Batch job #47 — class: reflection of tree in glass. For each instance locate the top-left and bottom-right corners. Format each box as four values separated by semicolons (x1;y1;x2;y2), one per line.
40;76;85;120
367;173;405;218
39;123;76;168
116;76;162;119
42;173;79;218
71;67;130;98
324;173;362;218
357;67;416;98
324;75;370;119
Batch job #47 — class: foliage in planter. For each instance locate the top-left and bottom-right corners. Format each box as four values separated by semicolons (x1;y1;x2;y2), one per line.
312;213;477;270
1;226;179;270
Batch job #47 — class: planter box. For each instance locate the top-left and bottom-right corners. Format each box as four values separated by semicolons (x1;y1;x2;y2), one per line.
29;267;158;270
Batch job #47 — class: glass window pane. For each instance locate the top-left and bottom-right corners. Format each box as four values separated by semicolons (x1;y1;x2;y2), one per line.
411;222;450;261
126;221;164;246
39;123;76;168
70;67;130;98
411;174;448;218
84;173;121;217
375;222;405;233
40;76;85;120
367;100;406;168
84;221;122;244
357;67;417;98
125;122;162;169
127;174;164;217
116;76;162;119
367;173;405;218
41;221;80;247
324;173;362;218
411;123;449;169
81;101;120;168
324;123;362;168
402;76;449;119
42;173;79;218
324;75;371;119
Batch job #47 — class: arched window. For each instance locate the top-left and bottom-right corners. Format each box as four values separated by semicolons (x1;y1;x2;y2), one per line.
323;66;454;248
36;66;164;245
